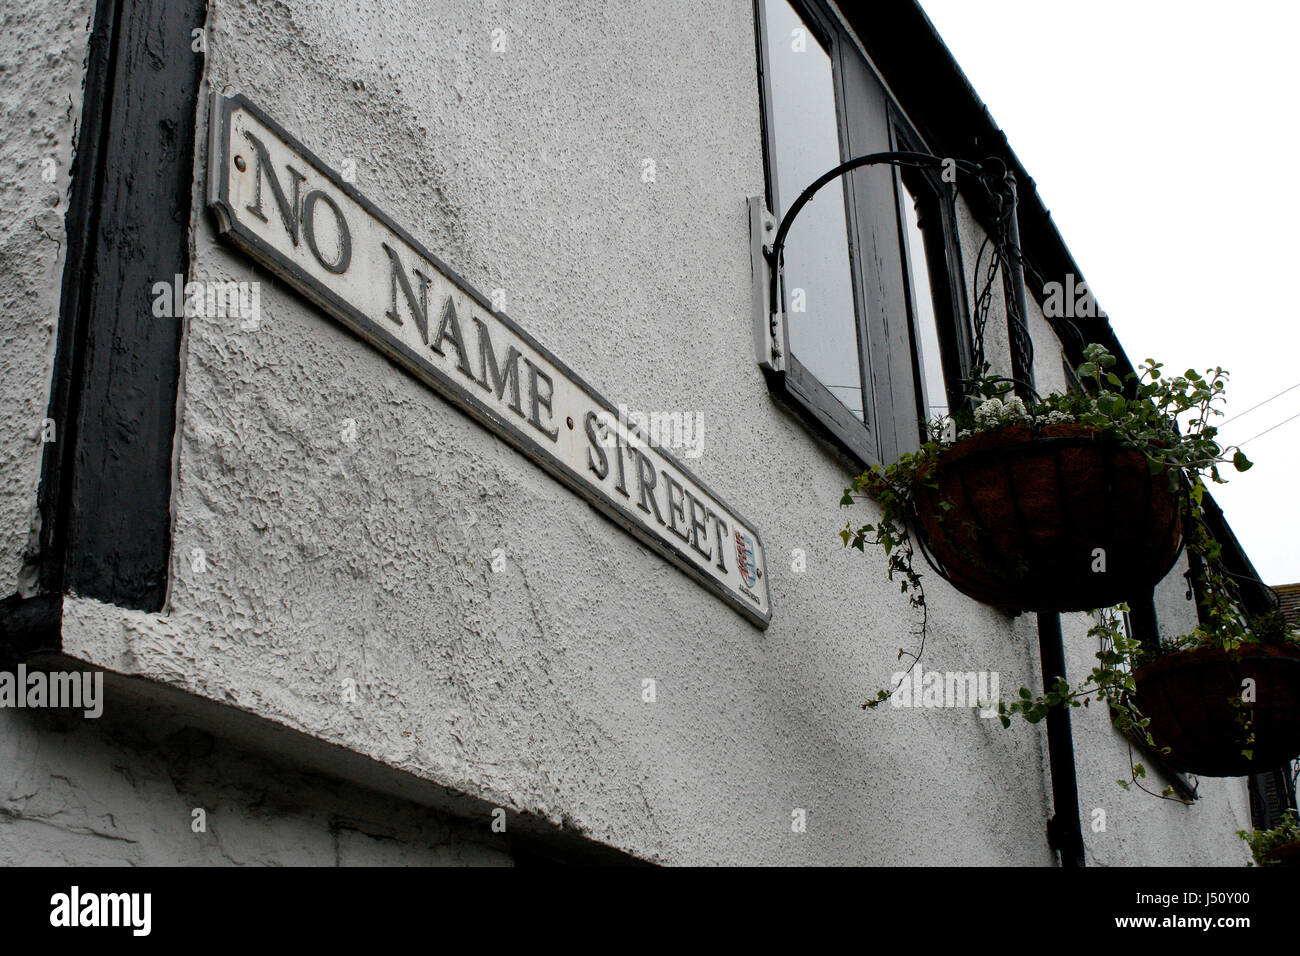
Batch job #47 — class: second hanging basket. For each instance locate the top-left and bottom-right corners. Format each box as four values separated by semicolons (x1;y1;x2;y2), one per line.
1132;641;1300;777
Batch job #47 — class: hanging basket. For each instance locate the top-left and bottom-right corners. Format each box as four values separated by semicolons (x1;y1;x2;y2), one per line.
910;423;1183;613
1132;642;1300;777
1265;841;1300;867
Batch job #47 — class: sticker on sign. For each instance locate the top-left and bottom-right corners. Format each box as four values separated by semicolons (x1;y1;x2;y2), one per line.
206;94;771;627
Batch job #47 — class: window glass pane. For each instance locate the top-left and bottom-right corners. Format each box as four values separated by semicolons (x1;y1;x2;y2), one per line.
763;0;863;420
901;181;947;427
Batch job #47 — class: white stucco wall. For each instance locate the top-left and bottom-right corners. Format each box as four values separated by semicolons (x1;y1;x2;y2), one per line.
0;0;94;596
0;683;511;866
1;0;1255;865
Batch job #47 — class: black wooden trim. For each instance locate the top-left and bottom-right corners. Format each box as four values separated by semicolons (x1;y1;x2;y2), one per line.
1126;589;1162;657
26;0;120;623
892;115;974;439
1248;766;1298;831
785;358;877;466
0;594;62;666
29;0;205;615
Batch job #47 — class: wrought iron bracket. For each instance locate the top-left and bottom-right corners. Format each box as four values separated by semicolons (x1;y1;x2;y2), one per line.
753;151;1026;383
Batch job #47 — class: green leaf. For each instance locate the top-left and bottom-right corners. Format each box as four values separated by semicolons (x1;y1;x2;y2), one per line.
1233;450;1253;472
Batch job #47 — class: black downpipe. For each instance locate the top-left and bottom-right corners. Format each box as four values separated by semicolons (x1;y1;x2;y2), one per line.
1004;158;1082;866
997;156;1083;866
1038;611;1086;867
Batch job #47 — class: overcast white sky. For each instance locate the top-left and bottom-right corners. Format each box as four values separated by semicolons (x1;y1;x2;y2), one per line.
917;0;1300;585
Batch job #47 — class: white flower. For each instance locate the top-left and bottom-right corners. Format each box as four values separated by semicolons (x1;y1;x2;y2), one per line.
1003;396;1030;422
974;398;1004;426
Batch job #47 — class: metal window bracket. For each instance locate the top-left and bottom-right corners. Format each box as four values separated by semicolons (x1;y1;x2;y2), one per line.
748;196;784;373
751;153;996;380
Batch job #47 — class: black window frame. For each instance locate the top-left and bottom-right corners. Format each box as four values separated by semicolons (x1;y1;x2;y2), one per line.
754;0;971;468
891;113;974;438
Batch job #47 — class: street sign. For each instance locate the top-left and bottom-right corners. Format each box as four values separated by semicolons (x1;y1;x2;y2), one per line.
207;94;771;627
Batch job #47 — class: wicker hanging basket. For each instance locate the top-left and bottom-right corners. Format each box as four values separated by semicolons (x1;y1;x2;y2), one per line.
1132;642;1300;777
911;424;1184;613
1265;841;1300;867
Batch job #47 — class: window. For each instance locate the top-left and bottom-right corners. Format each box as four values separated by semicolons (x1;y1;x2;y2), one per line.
760;0;862;422
902;179;948;423
756;0;970;466
895;130;974;436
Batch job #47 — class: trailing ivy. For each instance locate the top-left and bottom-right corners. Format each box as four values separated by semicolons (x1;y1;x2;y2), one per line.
1237;810;1300;866
841;344;1292;793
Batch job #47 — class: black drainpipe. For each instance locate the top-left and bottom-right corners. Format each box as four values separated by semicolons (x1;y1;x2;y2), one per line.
1007;162;1084;867
1037;612;1086;866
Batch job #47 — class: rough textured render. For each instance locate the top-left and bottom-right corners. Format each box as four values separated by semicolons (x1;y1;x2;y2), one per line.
10;0;1255;865
0;695;511;866
0;1;94;595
